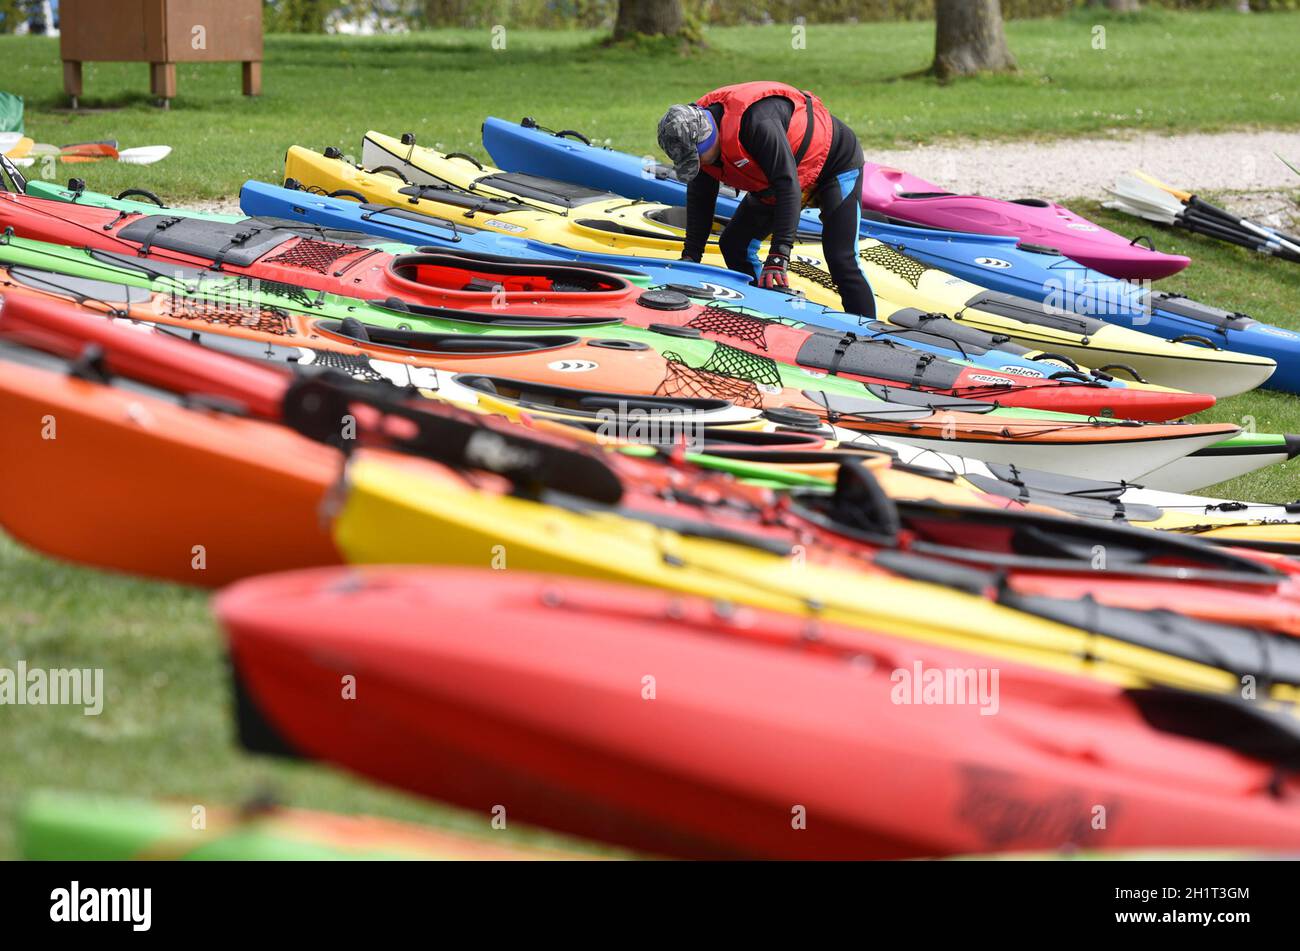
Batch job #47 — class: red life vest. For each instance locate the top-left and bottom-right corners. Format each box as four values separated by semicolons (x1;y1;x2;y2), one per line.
695;81;833;200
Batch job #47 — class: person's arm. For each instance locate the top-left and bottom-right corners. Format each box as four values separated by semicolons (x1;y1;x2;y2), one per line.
739;99;801;260
682;173;720;262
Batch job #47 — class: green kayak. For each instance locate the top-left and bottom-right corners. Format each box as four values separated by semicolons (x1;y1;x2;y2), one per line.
18;791;603;861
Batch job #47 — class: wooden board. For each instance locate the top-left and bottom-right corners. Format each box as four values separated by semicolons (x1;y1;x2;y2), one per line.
59;0;261;64
59;0;151;62
162;0;264;63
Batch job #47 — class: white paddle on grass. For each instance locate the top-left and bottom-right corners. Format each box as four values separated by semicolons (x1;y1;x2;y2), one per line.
1134;169;1300;256
118;146;171;166
23;143;170;165
1107;175;1300;262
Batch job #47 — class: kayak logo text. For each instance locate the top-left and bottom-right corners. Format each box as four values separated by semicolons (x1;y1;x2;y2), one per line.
50;882;151;932
890;662;999;715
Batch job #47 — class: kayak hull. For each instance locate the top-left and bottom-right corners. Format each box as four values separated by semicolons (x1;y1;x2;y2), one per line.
483;118;1300;393
219;566;1300;859
0;338;340;586
19;792;594;861
858;162;1190;280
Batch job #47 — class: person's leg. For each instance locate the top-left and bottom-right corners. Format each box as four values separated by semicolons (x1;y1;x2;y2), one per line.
717;194;775;281
817;166;877;320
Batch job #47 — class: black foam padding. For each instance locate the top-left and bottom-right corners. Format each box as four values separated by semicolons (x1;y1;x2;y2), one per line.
116;215;295;267
796;331;963;389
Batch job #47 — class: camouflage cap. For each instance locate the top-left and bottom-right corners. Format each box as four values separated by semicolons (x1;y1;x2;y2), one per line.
657;103;714;182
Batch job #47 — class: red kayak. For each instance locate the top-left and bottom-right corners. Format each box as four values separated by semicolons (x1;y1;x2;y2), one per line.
220;566;1300;859
6;291;1299;647
0;193;1213;422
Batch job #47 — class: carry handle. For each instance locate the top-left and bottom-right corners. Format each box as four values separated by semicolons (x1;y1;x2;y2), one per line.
116;188;166;207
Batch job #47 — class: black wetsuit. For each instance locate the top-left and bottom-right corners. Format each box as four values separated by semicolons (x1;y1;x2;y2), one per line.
682;96;875;319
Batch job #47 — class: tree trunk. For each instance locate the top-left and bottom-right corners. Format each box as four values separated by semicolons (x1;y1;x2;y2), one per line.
932;0;1017;82
424;0;467;28
1094;0;1141;11
613;0;684;40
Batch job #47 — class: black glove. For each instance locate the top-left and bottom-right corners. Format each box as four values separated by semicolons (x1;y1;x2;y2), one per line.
757;253;790;290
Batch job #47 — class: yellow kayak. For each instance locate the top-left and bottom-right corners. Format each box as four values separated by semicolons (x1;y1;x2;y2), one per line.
332;448;1300;701
285;133;1273;397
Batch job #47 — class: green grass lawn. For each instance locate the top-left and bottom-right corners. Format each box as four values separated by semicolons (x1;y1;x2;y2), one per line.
3;8;1298;199
2;10;1299;859
0;532;612;859
1079;200;1300;503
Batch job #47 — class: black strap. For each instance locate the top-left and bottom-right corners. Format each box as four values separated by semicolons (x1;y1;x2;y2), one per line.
827;331;855;377
210;227;261;271
136;216;182;256
792;93;816;164
909;351;936;390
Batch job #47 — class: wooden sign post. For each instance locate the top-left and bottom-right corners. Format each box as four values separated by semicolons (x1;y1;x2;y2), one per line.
60;0;263;108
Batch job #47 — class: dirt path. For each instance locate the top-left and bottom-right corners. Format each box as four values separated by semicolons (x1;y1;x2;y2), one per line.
867;128;1300;226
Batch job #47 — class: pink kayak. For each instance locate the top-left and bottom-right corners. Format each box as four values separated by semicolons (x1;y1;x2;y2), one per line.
859;161;1190;280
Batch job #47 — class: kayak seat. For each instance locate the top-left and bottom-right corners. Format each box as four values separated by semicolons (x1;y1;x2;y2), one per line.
421;248;646;278
643;206;689;230
388;251;627;294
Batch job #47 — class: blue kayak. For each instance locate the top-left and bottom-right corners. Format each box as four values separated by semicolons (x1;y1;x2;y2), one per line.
242;178;1115;383
482;116;1300;393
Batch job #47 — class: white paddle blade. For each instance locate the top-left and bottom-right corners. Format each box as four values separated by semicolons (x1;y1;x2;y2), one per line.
1111;175;1185;217
1104;186;1176;220
118;146;172;166
1103;198;1178;226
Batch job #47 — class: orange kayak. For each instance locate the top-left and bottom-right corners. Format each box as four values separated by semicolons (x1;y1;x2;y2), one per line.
0;279;1243;483
0;340;341;586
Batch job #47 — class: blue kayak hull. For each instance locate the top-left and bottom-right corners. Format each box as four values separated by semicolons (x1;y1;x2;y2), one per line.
482;117;1300;393
241;178;1093;382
